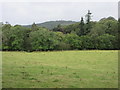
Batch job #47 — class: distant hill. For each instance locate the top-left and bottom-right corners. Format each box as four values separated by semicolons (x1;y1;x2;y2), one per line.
23;20;77;30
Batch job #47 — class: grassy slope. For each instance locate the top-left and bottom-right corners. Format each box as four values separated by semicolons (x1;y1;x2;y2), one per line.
2;50;118;88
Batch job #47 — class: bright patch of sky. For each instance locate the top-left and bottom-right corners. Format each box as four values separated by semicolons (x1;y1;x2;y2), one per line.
0;0;118;25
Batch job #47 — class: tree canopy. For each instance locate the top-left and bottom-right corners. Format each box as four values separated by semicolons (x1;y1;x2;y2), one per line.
1;11;119;51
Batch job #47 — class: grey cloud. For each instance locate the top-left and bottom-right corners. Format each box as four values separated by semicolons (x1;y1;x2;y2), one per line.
2;2;118;25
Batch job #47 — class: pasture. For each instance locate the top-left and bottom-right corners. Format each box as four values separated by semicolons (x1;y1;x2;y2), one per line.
2;50;118;88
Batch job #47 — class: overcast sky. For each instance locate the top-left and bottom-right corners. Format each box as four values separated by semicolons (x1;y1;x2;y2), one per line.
1;1;118;25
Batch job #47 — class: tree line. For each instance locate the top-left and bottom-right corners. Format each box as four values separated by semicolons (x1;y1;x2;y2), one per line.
1;11;119;51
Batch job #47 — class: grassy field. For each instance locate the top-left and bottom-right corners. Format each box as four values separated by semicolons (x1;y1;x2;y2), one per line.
2;50;118;88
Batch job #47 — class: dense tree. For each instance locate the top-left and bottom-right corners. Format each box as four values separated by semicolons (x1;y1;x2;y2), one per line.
1;15;119;51
118;18;120;49
2;24;12;50
99;19;118;36
2;25;25;50
89;23;106;36
53;24;64;33
31;22;39;31
80;35;94;49
97;34;116;50
65;33;82;49
84;10;92;35
29;28;58;51
79;17;85;36
0;24;2;50
63;23;80;34
85;10;92;24
53;32;70;50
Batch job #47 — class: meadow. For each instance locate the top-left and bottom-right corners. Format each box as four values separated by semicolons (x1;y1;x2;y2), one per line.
2;50;118;88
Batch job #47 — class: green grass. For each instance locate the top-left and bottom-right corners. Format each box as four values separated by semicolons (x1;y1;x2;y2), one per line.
2;50;118;88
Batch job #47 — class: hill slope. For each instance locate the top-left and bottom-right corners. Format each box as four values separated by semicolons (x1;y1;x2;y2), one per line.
24;20;77;30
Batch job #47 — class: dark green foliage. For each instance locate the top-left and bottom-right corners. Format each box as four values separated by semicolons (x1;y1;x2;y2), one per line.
84;10;92;35
29;28;58;51
85;10;92;24
62;23;80;34
65;33;82;50
79;17;85;36
31;22;39;31
99;18;118;36
0;23;2;50
1;15;119;51
2;25;28;51
118;18;120;49
53;24;64;33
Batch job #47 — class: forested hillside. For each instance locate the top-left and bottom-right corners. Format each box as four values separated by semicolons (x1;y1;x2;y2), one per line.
23;20;77;30
1;11;119;51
